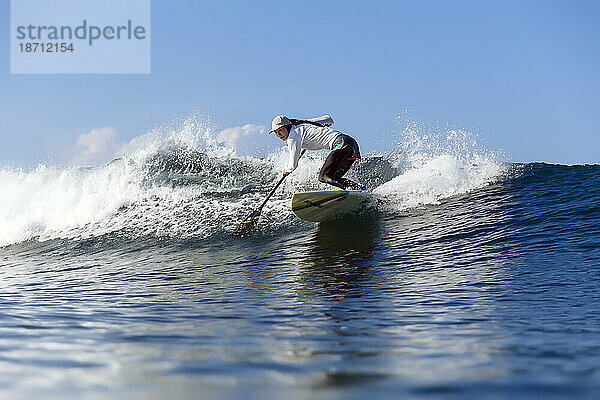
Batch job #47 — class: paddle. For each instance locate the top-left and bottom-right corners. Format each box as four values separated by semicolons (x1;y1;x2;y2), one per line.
232;149;306;237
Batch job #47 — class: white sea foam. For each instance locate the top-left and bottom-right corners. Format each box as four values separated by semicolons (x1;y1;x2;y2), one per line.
0;160;148;246
0;116;256;246
373;117;505;210
374;154;503;209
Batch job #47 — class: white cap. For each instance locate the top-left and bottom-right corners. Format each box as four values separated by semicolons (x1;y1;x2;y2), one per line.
269;115;291;133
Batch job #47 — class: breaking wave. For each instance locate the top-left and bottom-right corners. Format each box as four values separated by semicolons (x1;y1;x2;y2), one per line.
0;114;507;247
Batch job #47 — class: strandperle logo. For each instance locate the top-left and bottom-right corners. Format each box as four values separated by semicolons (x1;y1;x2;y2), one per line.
11;0;150;74
15;20;147;46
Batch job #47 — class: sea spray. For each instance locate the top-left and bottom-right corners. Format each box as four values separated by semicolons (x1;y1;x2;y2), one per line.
373;116;506;210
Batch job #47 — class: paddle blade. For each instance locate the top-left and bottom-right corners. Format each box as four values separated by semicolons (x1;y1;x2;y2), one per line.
232;220;257;237
232;211;260;237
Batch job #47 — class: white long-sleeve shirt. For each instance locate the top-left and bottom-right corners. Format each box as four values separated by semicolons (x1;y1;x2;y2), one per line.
286;115;341;172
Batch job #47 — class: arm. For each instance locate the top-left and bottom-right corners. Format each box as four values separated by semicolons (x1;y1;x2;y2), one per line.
284;137;302;175
306;114;334;127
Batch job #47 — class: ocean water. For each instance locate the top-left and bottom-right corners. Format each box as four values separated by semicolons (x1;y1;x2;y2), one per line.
1;119;599;399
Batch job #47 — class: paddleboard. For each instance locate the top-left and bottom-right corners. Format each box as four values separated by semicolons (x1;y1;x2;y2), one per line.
291;190;368;222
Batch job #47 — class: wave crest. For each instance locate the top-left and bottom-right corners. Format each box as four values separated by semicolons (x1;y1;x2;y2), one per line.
0;113;507;247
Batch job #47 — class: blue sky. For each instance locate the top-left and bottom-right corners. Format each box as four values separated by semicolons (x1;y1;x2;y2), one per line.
1;0;599;167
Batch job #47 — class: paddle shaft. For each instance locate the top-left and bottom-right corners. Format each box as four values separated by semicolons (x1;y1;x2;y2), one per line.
249;149;306;221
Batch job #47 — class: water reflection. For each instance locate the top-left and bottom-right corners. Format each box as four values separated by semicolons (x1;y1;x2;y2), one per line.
294;213;380;298
283;185;522;390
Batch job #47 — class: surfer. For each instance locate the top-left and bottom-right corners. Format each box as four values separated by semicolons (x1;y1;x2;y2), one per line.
269;115;362;190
